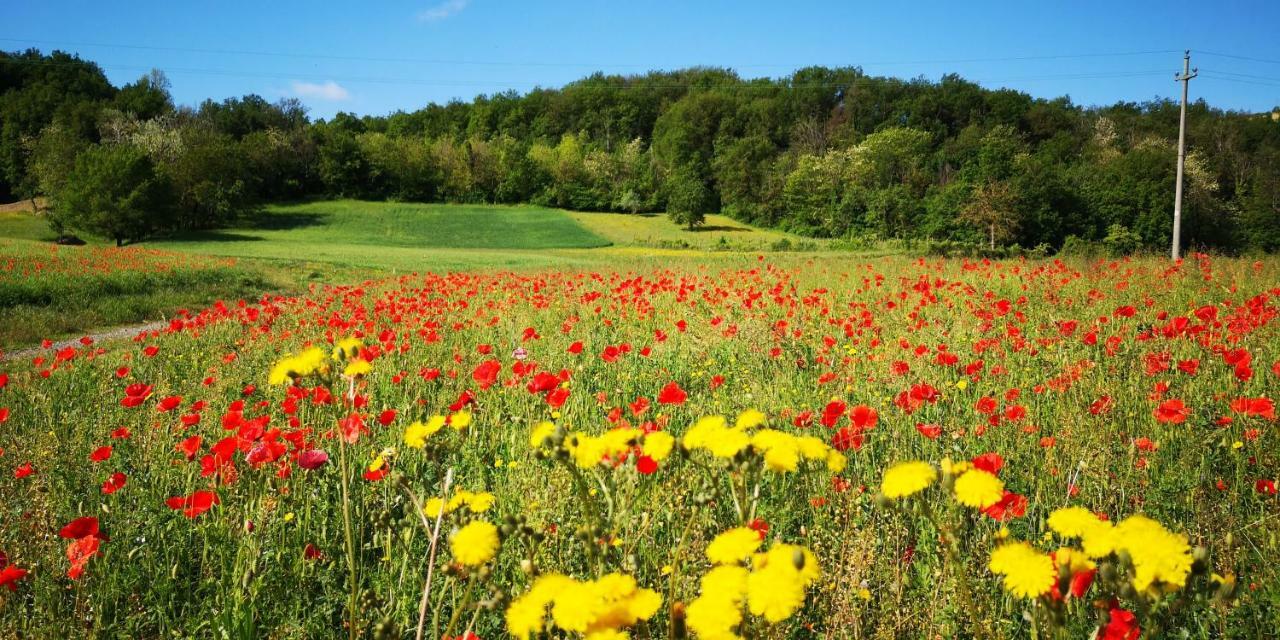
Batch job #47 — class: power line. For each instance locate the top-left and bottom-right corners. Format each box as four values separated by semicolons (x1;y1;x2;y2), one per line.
1199;74;1280;89
1199;69;1280;83
1198;50;1280;66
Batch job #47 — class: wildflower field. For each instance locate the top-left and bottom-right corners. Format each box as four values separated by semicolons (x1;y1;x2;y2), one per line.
0;240;273;349
0;252;1277;639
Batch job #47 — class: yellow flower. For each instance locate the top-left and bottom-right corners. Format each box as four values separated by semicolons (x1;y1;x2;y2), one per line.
449;410;472;431
746;559;805;622
1047;506;1116;558
880;461;937;499
267;347;327;384
530;421;556;448
826;450;847;473
989;542;1055;599
735;409;767;430
706;527;762;565
686;566;748;640
507;574;572;640
519;572;662;637
342;358;371;378
423;497;445;519
450;520;499;567
751;430;800;472
332;337;362;360
708;429;750;459
682;416;728;450
465;491;496;512
953;469;1004;509
1114;515;1193;592
570;433;608;468
641;431;675;461
403;415;446;448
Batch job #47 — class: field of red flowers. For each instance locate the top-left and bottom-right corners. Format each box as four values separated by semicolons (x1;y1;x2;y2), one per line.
0;253;1277;638
0;241;270;348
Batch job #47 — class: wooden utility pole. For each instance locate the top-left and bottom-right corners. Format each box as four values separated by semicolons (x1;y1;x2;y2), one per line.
1171;50;1197;260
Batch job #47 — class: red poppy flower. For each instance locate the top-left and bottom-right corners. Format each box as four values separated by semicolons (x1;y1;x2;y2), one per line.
59;516;101;540
982;491;1027;521
157;395;182;412
13;462;32;479
1230;397;1275;420
1101;607;1140;640
545;386;570;408
635;455;658;475
101;472;127;495
363;467;389;482
166;491;220;518
111;427;131;439
0;564;28;591
177;435;202;461
299;449;329;470
656;382;687;405
471;360;501;390
0;408;7;424
66;535;101;580
1154;399;1191;424
830;426;864;452
821;401;847;428
303;543;325;561
915;423;941;439
972;452;1004;474
89;446;113;462
377;409;397;426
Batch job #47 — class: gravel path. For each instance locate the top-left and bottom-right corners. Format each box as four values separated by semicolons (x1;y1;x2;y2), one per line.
2;320;170;362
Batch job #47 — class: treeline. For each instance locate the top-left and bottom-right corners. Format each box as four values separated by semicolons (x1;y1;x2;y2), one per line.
2;48;1279;251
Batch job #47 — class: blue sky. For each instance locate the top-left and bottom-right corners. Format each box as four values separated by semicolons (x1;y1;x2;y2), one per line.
5;1;1279;120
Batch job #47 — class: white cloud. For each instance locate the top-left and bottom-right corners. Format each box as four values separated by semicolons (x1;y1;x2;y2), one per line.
291;80;350;101
417;0;470;22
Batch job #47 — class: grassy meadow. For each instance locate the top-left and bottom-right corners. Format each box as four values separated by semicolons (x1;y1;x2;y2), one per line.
0;201;1277;639
0;201;820;347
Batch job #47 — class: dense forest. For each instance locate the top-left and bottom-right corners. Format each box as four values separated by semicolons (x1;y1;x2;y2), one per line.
2;48;1278;251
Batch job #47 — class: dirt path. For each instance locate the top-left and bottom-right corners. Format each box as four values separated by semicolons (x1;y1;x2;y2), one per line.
2;320;169;362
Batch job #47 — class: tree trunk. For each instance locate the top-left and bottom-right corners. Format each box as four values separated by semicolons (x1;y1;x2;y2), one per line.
116;237;124;247
989;224;995;250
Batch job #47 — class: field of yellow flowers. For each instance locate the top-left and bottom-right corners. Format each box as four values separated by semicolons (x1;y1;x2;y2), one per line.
0;253;1277;638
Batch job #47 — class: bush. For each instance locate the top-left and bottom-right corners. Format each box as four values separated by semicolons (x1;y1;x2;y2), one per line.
1102;224;1143;257
1058;234;1101;258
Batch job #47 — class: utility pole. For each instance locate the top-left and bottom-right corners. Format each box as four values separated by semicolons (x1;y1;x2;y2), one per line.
1171;50;1197;261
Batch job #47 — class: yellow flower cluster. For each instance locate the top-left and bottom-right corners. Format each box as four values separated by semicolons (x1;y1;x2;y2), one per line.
450;520;499;567
880;461;937;499
506;572;661;640
988;542;1056;598
267;347;328;385
530;421;675;470
1048;507;1193;593
686;528;820;639
683;413;846;473
403;410;472;448
424;489;496;518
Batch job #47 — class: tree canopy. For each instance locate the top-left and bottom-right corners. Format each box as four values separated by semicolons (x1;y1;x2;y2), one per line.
2;49;1278;252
